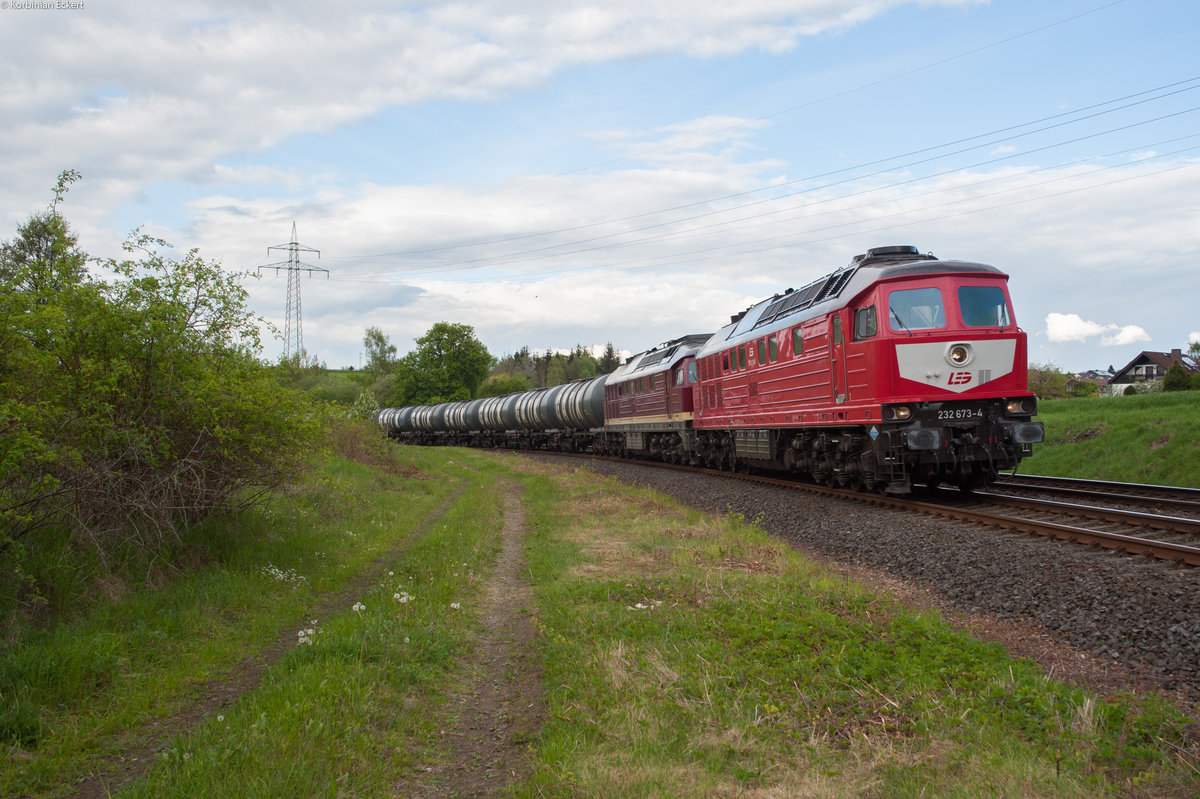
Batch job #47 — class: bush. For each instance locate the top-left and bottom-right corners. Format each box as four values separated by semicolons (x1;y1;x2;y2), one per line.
1163;360;1191;392
1;176;320;611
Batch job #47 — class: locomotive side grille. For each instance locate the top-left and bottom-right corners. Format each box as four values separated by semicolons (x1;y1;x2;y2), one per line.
751;266;858;331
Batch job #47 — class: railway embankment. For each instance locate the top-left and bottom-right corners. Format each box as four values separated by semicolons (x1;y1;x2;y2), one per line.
2;436;1199;796
1022;391;1200;487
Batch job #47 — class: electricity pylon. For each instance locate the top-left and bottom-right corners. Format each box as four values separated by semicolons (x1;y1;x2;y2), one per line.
257;222;327;361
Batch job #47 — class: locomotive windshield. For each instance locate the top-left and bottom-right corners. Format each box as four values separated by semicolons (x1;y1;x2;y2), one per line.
888;288;945;331
958;285;1012;327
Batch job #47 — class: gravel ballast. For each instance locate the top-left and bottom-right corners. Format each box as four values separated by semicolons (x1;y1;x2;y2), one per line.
539;455;1200;707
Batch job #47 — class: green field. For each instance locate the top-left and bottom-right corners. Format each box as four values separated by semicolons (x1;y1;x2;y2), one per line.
1022;391;1200;487
1;423;1196;797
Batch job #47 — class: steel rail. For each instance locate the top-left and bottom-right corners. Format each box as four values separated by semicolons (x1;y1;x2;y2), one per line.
995;474;1200;515
966;490;1200;534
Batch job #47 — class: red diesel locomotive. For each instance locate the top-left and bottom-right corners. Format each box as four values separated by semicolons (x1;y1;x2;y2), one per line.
379;245;1044;493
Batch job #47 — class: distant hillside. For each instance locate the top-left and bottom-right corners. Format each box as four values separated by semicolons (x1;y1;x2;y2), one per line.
1020;391;1200;487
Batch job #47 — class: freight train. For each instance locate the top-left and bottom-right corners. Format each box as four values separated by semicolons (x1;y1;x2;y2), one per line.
378;245;1044;493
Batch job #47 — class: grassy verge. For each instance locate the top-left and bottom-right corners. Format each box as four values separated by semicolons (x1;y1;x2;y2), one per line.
509;456;1198;797
1023;391;1200;487
1;440;1196;797
0;433;504;796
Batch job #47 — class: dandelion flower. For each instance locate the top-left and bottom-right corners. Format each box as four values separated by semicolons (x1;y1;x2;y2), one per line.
352;601;365;613
450;602;461;610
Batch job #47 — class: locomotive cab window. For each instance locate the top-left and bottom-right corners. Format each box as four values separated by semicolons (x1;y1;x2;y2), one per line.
959;285;1012;327
792;327;803;356
853;305;877;340
688;362;698;383
888;287;945;331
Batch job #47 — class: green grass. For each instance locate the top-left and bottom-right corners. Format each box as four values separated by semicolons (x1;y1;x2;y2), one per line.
1;438;1196;797
0;438;488;795
1022;391;1200;487
510;458;1197;797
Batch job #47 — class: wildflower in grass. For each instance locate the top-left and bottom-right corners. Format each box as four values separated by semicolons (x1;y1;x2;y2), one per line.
353;601;365;613
450;602;461;610
217;715;225;723
260;564;307;586
395;591;414;604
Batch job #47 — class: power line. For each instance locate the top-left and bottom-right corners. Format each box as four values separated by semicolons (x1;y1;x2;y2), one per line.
323;83;1199;279
257;222;327;361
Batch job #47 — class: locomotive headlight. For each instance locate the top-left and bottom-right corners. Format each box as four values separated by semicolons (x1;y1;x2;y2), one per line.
1006;398;1035;415
884;405;912;421
946;343;972;367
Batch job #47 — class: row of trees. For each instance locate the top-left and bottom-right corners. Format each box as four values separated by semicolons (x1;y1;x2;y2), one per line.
362;323;623;407
1;173;320;613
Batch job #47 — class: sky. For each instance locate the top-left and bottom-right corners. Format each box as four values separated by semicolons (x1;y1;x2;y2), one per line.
1;0;1198;374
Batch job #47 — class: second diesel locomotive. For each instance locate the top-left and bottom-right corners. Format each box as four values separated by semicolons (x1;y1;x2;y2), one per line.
379;245;1044;493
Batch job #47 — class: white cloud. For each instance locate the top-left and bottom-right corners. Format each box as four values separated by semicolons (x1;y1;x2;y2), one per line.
1045;313;1108;343
1;0;954;224
1099;325;1152;347
1045;313;1149;347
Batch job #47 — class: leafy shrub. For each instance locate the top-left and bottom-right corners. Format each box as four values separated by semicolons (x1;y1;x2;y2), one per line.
0;174;320;611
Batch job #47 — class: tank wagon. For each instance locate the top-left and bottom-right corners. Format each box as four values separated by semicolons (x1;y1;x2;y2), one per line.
378;245;1044;493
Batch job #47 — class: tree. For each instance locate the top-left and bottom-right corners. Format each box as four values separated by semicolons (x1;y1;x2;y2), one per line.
597;342;621;374
491;347;538;383
0;170;86;302
478;374;531;397
1;174;320;593
391;322;493;405
1026;362;1070;399
1163;360;1191;392
362;325;397;374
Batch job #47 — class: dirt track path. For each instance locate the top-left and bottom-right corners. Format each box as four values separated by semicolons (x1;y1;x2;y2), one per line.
396;481;545;797
71;486;468;799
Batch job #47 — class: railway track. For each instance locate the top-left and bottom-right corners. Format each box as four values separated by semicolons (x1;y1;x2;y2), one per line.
992;473;1200;518
533;453;1200;567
